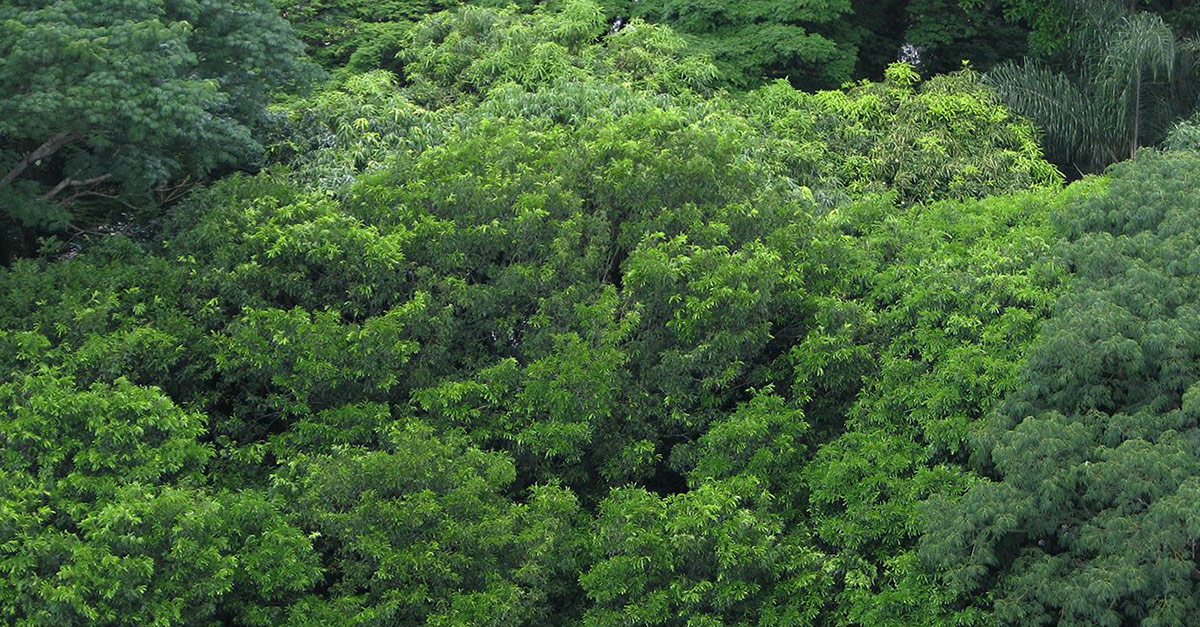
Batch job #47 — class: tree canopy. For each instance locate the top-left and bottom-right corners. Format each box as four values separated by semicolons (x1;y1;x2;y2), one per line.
4;0;1200;625
0;0;316;258
925;150;1200;625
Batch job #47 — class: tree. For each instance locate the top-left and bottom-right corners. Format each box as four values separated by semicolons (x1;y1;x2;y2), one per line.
902;0;1031;75
272;0;464;73
603;0;857;89
742;63;1061;206
274;421;588;625
0;369;321;626
797;184;1083;625
985;3;1198;171
582;477;828;626
0;0;316;259
393;1;719;108
0;1;1077;623
924;151;1200;624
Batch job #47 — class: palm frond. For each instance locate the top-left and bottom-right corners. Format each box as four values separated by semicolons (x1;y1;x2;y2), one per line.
1098;12;1177;86
985;60;1118;168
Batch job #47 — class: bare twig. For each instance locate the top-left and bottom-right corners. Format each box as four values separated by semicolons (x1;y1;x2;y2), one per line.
65;222;108;237
155;176;195;204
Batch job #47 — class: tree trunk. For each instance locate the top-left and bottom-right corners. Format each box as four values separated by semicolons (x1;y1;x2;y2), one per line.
1131;67;1142;159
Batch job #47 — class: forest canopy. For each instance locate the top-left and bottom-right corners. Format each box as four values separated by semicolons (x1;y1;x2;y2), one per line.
4;0;1200;625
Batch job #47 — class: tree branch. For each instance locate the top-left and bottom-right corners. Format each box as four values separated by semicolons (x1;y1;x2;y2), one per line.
41;173;113;200
0;132;77;187
61;188;141;212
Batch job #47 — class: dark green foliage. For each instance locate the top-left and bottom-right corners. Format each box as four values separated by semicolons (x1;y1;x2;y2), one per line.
985;3;1200;172
924;151;1200;624
0;0;316;259
902;0;1031;75
844;0;908;79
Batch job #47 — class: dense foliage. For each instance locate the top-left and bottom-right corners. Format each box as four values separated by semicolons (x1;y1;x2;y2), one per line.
926;150;1200;625
0;0;317;259
986;3;1200;172
4;0;1200;625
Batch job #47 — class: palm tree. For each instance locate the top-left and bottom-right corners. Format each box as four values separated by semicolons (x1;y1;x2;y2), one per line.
985;1;1197;172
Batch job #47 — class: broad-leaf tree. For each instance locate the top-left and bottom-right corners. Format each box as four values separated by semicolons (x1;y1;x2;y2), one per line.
0;0;315;258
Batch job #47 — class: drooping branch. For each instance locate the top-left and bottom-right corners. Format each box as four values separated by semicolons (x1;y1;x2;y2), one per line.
0;132;77;188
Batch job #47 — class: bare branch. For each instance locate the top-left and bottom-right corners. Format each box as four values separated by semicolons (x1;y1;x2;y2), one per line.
61;189;141;212
154;176;195;204
41;173;113;200
0;132;77;187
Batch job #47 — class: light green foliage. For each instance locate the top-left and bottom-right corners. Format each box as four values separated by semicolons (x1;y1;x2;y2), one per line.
0;0;315;253
1166;114;1200;150
179;76;843;489
272;0;464;72
265;71;446;190
684;393;810;506
800;184;1079;625
743;64;1061;205
0;370;320;626
583;477;827;626
397;2;719;107
215;303;423;425
0;1;1091;624
0;237;219;406
168;177;415;316
924;152;1200;624
0;241;323;626
280;0;856;91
